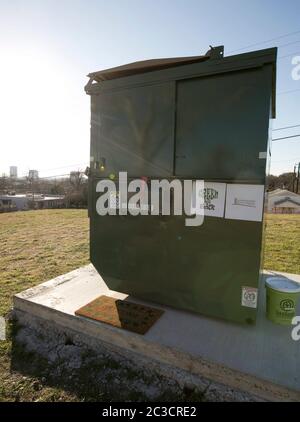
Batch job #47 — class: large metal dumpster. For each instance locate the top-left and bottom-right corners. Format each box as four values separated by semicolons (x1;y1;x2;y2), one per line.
85;46;277;325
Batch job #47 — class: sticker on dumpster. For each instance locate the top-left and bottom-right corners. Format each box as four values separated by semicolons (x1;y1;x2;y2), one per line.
225;184;265;222
109;191;152;212
241;286;258;308
190;182;226;218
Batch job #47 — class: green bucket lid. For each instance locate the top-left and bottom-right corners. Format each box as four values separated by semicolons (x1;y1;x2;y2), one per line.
266;277;300;293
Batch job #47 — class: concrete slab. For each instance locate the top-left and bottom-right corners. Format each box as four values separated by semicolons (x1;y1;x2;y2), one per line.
13;265;300;401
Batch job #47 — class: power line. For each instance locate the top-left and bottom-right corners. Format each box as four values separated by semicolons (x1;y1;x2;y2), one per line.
6;172;86;180
273;124;300;131
277;88;300;95
272;134;300;142
17;174;71;180
38;163;88;172
272;157;300;163
39;174;71;179
278;50;300;59
39;172;87;180
18;164;89;179
277;39;300;48
228;29;300;53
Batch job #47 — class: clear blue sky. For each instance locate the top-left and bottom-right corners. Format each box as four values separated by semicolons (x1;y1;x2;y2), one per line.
0;0;300;177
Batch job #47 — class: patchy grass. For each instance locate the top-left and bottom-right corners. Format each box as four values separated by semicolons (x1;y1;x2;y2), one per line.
264;214;300;274
0;209;89;317
0;210;89;402
0;210;299;401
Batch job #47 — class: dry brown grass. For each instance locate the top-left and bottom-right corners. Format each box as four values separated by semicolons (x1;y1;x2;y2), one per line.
264;213;300;274
0;209;89;401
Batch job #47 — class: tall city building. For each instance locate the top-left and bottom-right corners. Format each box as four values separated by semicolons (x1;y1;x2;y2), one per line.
28;169;39;180
9;166;18;178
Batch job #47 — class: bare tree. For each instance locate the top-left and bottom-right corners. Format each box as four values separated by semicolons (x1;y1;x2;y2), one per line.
0;174;8;193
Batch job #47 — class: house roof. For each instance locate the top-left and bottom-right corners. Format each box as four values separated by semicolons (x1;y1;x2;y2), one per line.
269;189;300;198
274;197;300;207
268;189;284;196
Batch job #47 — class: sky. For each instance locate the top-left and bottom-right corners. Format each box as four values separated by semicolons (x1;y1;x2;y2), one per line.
0;0;300;178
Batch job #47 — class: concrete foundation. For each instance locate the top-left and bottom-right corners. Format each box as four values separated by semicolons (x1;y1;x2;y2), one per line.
13;264;300;401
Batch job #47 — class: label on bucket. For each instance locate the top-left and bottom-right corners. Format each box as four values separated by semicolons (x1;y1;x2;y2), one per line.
279;298;295;313
241;286;258;308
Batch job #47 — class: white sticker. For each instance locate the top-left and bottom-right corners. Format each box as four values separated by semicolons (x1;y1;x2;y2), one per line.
190;182;226;218
109;192;152;212
241;287;258;308
90;156;94;162
259;151;267;159
225;184;265;222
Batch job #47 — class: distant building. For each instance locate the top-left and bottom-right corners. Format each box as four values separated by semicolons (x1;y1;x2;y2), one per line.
0;194;28;211
28;170;39;180
28;194;65;210
0;193;65;212
268;189;300;214
0;197;17;213
9;166;18;178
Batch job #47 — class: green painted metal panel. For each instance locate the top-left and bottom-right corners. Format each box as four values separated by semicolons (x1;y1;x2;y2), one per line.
175;67;273;182
90;83;175;178
90;209;262;325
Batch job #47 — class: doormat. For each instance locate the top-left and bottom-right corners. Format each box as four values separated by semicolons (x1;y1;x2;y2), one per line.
75;295;164;335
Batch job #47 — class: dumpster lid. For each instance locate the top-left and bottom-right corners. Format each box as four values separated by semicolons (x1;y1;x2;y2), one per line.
88;54;211;82
86;46;276;118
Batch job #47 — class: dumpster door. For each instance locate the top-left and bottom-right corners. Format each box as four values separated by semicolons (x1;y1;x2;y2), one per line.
174;67;272;182
91;82;176;178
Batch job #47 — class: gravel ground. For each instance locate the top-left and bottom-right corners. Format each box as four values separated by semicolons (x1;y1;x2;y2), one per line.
11;311;262;402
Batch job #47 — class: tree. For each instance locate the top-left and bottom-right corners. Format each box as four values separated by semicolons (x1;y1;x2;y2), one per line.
0;174;8;193
267;173;296;192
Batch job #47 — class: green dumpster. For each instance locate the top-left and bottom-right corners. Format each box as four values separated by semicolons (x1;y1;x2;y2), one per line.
85;46;277;325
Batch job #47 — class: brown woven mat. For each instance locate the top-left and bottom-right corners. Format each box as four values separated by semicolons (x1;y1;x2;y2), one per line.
75;295;164;335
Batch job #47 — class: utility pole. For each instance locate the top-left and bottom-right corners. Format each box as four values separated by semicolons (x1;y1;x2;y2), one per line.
293;163;300;194
28;171;35;209
293;164;297;193
297;163;300;194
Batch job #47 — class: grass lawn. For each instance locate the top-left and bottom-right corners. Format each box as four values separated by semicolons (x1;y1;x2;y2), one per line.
0;210;89;401
0;210;299;401
264;214;300;274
